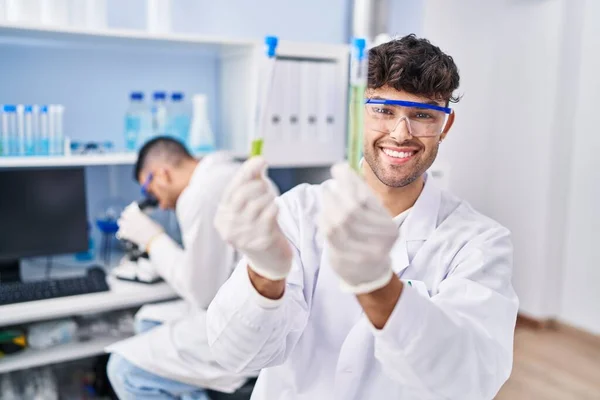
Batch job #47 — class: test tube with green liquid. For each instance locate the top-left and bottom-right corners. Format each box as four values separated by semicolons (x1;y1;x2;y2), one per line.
250;36;279;157
347;38;368;172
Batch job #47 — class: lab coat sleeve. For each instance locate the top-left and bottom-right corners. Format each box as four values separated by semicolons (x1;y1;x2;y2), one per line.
371;226;518;400
149;213;233;310
206;193;311;374
149;171;236;310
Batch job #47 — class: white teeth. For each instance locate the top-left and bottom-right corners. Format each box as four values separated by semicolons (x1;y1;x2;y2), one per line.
382;148;414;159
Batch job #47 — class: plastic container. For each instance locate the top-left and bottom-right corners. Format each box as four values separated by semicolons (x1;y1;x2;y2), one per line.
40;0;69;26
70;0;106;29
48;104;64;156
23;105;35;156
55;105;65;155
1;105;17;157
189;94;215;153
75;222;95;261
48;105;56;155
0;373;19;400
151;91;168;137
0;106;5;156
168;92;190;145
125;92;150;151
38;105;50;156
0;1;6;23
15;105;25;156
27;319;77;350
5;0;41;24
146;0;171;34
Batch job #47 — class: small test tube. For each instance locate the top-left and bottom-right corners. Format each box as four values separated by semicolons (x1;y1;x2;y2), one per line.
24;105;35;156
0;106;8;157
39;105;49;156
16;104;25;156
347;38;368;172
2;105;17;157
48;105;56;156
54;104;65;156
31;105;40;156
250;35;279;157
0;106;5;157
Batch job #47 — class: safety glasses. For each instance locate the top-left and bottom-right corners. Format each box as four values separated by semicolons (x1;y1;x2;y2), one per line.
365;98;453;137
141;172;154;198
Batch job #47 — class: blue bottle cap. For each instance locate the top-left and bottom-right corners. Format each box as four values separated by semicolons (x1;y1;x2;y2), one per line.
40;105;49;113
3;104;16;112
171;92;184;101
153;91;167;100
24;105;33;113
352;37;367;60
130;92;144;100
265;35;279;58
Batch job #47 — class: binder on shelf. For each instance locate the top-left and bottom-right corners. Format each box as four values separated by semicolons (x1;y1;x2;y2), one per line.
283;60;301;142
299;61;320;141
265;60;286;143
317;62;338;142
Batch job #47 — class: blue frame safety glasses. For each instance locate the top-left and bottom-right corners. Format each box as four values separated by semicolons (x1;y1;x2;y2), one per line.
365;98;453;137
141;172;154;198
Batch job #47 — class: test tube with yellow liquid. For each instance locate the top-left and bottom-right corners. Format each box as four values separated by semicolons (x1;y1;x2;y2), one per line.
250;36;279;157
347;38;367;172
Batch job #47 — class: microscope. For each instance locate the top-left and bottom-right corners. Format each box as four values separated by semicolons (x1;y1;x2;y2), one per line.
112;197;162;284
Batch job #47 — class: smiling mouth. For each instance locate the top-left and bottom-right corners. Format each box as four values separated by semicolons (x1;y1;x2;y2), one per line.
379;146;420;164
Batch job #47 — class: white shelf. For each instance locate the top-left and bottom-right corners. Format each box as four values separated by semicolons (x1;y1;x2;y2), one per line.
0;277;177;327
0;335;128;374
0;22;257;54
0;153;136;168
0;151;249;168
0;22;348;59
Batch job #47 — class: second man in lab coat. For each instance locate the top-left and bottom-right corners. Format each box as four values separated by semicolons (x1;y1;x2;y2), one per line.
106;137;255;399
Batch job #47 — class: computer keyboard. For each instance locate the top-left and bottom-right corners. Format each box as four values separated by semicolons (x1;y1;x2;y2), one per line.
0;267;109;305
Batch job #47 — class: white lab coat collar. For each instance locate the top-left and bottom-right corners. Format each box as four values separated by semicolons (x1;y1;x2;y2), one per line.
391;173;441;275
402;172;441;242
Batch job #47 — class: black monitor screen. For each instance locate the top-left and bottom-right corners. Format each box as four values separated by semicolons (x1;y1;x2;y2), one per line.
0;168;88;261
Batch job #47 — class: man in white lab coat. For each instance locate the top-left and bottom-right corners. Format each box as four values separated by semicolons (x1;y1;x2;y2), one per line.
105;137;254;399
208;35;519;400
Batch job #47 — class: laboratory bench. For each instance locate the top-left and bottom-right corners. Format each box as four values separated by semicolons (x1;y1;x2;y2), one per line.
0;274;177;374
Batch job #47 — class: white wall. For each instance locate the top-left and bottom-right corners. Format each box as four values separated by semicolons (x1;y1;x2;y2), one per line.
420;0;578;318
559;0;600;335
485;0;568;319
420;1;502;214
539;0;587;322
387;0;424;37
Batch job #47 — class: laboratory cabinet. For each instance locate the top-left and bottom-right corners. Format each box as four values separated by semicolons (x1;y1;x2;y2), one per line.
0;22;349;168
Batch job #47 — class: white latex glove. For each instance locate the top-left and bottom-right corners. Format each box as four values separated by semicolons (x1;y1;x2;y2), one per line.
214;157;293;281
116;202;165;251
320;163;399;294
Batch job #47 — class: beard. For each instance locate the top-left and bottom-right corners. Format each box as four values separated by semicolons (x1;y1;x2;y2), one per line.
363;139;439;188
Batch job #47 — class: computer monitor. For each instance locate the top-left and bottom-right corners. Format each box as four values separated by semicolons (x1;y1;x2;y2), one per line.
0;167;88;283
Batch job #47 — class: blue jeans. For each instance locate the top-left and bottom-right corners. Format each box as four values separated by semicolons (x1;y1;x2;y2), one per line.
107;320;209;400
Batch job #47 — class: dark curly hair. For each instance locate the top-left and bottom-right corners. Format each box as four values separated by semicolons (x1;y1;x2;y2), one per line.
368;34;461;104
